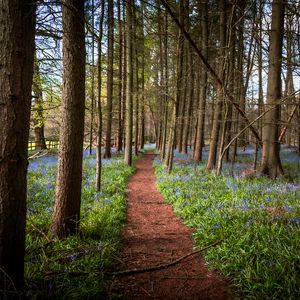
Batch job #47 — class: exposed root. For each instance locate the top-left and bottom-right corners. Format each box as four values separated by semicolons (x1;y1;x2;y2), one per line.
108;240;222;277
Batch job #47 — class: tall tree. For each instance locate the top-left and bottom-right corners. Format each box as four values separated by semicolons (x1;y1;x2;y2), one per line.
133;0;140;156
0;0;36;290
165;0;185;172
32;55;47;150
117;0;124;152
193;0;208;162
124;0;133;166
89;0;95;155
96;0;105;191
52;0;86;237
103;0;114;158
139;0;146;150
206;0;227;171
260;0;285;178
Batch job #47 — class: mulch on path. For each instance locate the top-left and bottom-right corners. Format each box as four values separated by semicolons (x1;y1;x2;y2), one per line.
108;153;231;299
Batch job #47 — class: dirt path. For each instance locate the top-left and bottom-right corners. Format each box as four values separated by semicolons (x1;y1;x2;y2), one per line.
108;153;230;299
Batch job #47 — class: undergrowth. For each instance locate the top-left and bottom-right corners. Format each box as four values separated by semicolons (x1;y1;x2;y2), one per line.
25;152;135;299
155;146;300;299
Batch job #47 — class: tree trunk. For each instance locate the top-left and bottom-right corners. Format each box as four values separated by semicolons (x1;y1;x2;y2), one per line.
139;0;145;150
182;45;194;154
122;2;127;151
260;0;285;178
103;0;114;158
133;0;139;156
165;0;184;171
160;13;169;160
89;0;95;155
96;0;105;191
206;0;226;171
32;56;47;150
117;0;123;152
52;0;85;237
193;0;208;162
124;0;133;166
0;0;36;290
237;1;246;147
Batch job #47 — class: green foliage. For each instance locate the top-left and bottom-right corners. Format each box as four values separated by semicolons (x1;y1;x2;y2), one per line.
25;153;135;299
154;153;300;299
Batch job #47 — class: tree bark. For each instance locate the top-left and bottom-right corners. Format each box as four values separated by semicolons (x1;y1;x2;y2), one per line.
32;56;47;150
165;0;184;172
96;0;105;191
124;0;133;166
89;0;95;155
260;0;285;178
193;0;208;162
0;0;36;290
139;0;146;150
117;0;124;152
52;0;85;237
103;0;114;158
206;0;226;171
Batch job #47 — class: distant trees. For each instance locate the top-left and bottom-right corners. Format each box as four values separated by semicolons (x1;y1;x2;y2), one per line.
160;0;299;177
51;0;86;237
0;0;36;290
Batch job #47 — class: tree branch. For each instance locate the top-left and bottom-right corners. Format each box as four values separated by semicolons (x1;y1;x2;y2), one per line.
160;0;262;145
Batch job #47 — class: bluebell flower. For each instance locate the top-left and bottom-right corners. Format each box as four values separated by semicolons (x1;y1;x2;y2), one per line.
265;259;275;266
104;199;112;205
212;224;221;230
29;161;39;171
288;217;300;226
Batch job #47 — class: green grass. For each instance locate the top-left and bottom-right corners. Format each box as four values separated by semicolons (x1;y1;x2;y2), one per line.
154;149;300;299
25;153;135;299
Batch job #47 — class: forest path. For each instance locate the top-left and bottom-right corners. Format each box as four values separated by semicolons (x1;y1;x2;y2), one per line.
108;153;230;299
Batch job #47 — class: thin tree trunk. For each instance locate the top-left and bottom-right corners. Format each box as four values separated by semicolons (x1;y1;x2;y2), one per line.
182;46;193;154
140;0;145;150
133;0;139;155
124;0;133;166
193;0;208;162
206;0;226;171
89;0;95;155
96;0;105;191
103;0;114;158
165;0;184;171
237;1;246;147
32;56;47;150
122;3;127;151
117;0;123;152
160;13;169;160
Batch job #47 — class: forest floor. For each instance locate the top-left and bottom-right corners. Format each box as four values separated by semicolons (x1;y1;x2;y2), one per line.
108;153;231;299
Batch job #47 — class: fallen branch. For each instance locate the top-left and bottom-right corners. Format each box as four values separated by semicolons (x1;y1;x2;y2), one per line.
107;240;222;277
44;270;89;277
28;150;49;160
28;151;42;160
278;96;300;143
29;222;51;243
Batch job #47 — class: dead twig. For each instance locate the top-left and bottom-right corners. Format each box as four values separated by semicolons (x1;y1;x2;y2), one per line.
29;222;51;243
107;240;222;277
44;270;89;277
28;150;49;160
